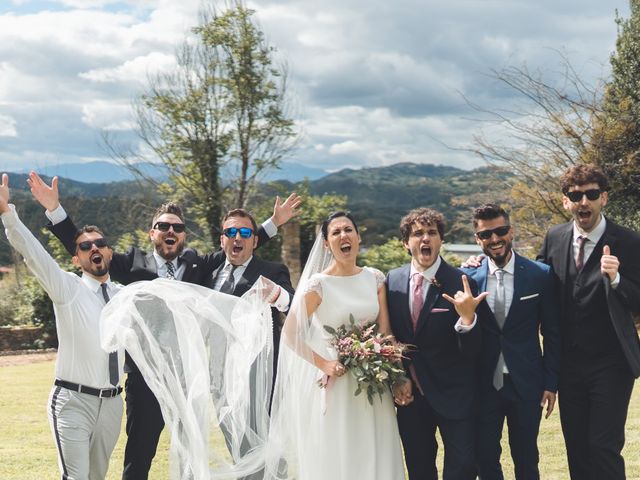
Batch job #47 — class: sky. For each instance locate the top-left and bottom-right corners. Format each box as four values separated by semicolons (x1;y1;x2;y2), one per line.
0;0;632;173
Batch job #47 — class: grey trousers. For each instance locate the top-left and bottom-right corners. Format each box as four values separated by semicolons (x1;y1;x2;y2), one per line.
47;385;123;480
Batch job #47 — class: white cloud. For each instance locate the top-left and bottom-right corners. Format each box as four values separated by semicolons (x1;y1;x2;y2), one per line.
0;114;17;137
80;52;177;84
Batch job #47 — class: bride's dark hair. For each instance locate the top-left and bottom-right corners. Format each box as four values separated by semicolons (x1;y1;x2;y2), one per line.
321;211;359;240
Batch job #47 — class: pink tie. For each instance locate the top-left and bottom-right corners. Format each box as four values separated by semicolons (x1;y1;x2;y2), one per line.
411;273;425;331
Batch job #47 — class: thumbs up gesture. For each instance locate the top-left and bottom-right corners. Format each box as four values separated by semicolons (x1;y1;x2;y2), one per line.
601;245;620;283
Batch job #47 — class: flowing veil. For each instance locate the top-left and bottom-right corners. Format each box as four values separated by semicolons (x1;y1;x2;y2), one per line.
100;278;275;479
263;233;337;479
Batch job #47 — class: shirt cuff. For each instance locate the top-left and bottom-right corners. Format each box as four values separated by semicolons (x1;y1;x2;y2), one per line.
611;272;621;289
271;287;290;312
45;204;68;225
1;204;18;226
261;218;277;238
454;314;477;333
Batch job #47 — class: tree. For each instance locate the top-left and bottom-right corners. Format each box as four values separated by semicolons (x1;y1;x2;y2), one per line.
125;1;295;244
469;0;640;245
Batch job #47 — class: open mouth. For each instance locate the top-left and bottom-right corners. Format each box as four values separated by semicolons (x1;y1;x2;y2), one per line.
420;246;432;256
489;241;505;252
578;210;591;220
340;243;352;253
232;245;243;254
91;253;103;265
165;237;176;246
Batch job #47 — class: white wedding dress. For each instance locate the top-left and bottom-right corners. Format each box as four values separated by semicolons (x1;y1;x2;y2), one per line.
295;267;405;480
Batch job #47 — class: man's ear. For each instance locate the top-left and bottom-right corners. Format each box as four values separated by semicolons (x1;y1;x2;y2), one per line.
72;255;80;267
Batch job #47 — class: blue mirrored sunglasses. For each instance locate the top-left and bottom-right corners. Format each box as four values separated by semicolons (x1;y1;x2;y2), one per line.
223;227;254;239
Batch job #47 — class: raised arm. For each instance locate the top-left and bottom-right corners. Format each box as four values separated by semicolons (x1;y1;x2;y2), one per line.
0;174;74;304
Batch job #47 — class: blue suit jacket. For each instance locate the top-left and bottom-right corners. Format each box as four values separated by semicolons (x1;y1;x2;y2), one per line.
387;259;482;420
462;253;560;400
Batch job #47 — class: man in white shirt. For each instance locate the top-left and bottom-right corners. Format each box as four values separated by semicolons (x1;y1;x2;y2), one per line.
0;174;124;480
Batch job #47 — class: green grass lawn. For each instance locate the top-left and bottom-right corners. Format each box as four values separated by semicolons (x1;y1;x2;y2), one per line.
1;357;640;479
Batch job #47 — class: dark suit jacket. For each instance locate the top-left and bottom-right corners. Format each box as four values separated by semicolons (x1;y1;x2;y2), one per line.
386;258;482;420
47;215;270;286
537;218;640;377
462;253;560;400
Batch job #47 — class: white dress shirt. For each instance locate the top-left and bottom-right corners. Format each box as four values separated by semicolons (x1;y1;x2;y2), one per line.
213;257;290;312
2;205;124;389
572;215;620;287
153;252;185;280
409;256;476;332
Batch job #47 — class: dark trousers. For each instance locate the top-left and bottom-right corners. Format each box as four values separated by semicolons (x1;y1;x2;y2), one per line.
122;372;165;480
559;350;634;480
397;388;475;480
476;374;542;480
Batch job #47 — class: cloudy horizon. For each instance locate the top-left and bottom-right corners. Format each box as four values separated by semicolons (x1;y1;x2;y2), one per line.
0;0;631;174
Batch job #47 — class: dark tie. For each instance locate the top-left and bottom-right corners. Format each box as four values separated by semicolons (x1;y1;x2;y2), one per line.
493;269;506;391
165;261;176;279
219;264;239;294
575;235;588;271
101;283;119;387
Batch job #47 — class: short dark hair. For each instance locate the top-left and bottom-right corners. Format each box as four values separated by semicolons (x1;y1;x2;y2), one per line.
152;202;185;226
73;225;107;245
472;204;510;229
222;209;258;233
399;208;445;242
561;164;609;194
321;211;359;240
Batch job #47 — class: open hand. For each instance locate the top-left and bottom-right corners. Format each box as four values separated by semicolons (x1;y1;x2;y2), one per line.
442;275;488;325
0;174;10;213
271;192;302;227
27;171;60;211
601;245;619;283
461;254;485;269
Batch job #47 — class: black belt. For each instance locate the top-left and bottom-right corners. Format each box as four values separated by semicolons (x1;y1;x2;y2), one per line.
54;379;123;398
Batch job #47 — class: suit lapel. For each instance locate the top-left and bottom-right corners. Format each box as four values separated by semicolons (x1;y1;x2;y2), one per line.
557;223;574;283
145;252;158;275
395;265;414;338
504;253;525;330
234;259;258;296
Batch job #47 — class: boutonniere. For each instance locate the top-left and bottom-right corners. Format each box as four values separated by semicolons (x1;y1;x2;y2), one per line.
429;277;441;288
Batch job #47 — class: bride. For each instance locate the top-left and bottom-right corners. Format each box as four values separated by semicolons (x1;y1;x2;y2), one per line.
265;211;405;479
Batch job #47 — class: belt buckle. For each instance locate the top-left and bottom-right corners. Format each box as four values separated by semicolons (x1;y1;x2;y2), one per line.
99;388;113;398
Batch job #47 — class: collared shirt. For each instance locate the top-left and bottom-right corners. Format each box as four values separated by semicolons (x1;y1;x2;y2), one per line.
572;215;620;287
3;205;124;389
213;257;290;312
409;256;476;332
486;252;515;317
153;251;185;280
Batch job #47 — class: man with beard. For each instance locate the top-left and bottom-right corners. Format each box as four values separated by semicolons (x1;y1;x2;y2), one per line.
27;171;300;480
461;204;559;479
387;207;486;480
0;174;124;480
537;165;640;479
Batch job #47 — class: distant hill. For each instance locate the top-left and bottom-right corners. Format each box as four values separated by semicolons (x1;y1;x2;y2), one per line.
1;162;511;266
18;160;328;184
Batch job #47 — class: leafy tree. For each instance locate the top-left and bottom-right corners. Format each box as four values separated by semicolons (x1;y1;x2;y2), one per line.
127;1;295;245
359;238;409;272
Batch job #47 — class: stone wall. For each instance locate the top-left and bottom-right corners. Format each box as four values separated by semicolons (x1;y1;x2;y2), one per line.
0;326;43;351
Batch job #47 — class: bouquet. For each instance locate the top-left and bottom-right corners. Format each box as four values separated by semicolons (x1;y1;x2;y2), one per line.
321;314;408;405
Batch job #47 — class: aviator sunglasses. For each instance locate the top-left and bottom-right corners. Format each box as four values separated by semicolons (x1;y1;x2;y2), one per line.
475;225;511;240
153;222;186;233
77;238;109;252
565;189;602;202
223;227;254;239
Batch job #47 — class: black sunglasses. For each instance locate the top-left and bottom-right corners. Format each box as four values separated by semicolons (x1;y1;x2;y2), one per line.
153;222;186;233
223;227;254;239
475;225;511;240
565;189;602;202
77;238;109;252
